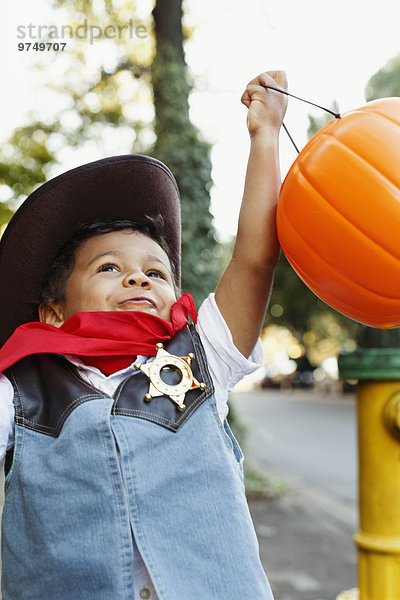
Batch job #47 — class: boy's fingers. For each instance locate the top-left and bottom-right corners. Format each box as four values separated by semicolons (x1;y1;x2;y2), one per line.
241;82;275;105
241;70;288;107
263;70;288;91
241;84;259;106
241;89;251;108
245;70;288;94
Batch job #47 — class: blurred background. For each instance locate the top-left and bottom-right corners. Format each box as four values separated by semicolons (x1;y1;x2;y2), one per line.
1;2;400;597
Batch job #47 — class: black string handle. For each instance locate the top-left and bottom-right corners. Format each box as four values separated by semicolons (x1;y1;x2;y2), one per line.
282;123;300;154
261;84;341;154
261;85;341;119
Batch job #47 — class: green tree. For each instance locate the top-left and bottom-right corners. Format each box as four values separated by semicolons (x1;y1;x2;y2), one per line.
1;0;153;214
0;0;219;303
365;54;400;101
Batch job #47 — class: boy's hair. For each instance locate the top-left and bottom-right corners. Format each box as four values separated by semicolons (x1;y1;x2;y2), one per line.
39;215;179;308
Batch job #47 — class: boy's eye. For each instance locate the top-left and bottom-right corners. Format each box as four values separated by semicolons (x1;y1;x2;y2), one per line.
98;263;119;273
147;270;166;280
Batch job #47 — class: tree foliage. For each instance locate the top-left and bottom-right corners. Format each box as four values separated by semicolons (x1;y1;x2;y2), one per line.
365;54;400;101
1;1;153;211
0;0;218;304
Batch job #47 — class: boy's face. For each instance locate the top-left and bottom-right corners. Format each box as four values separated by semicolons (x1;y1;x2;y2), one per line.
39;230;177;327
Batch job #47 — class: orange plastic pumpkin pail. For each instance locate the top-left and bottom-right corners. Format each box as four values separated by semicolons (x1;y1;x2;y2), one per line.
277;97;400;328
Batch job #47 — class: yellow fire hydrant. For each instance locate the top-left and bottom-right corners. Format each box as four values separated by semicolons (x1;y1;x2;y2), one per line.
339;345;400;600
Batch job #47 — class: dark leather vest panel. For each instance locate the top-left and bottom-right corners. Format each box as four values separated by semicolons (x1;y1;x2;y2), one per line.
5;325;214;435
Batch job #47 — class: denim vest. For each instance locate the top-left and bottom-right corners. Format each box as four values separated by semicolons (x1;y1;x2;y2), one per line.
1;326;273;600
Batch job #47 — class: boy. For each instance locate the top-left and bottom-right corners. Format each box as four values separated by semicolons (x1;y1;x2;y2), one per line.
0;70;287;599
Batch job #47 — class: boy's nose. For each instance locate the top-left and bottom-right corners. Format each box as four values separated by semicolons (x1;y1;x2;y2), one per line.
123;270;150;288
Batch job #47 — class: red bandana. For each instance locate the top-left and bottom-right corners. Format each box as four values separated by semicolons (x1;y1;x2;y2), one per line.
0;293;197;375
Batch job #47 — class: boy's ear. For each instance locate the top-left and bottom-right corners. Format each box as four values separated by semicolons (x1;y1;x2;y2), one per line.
38;303;65;328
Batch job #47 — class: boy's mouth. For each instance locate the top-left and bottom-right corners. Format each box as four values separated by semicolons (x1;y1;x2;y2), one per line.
118;296;156;309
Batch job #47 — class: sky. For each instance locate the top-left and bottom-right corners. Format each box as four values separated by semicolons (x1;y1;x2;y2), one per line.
1;0;400;238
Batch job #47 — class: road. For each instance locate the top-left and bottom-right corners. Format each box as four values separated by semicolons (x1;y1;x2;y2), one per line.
231;388;358;527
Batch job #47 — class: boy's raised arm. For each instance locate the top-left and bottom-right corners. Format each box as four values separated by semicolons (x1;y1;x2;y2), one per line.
215;71;288;358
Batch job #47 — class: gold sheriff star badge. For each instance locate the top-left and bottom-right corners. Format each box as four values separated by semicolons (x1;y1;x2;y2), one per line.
134;343;206;411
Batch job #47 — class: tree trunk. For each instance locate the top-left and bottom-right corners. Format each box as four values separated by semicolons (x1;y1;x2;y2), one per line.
153;0;185;62
151;0;219;304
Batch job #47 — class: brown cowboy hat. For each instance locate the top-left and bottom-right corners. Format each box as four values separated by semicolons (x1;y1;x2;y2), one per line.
0;154;181;346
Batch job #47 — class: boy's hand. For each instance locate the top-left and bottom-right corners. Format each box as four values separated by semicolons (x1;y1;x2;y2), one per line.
241;71;288;138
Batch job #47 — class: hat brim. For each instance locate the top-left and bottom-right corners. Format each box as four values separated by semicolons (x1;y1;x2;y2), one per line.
0;154;181;346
